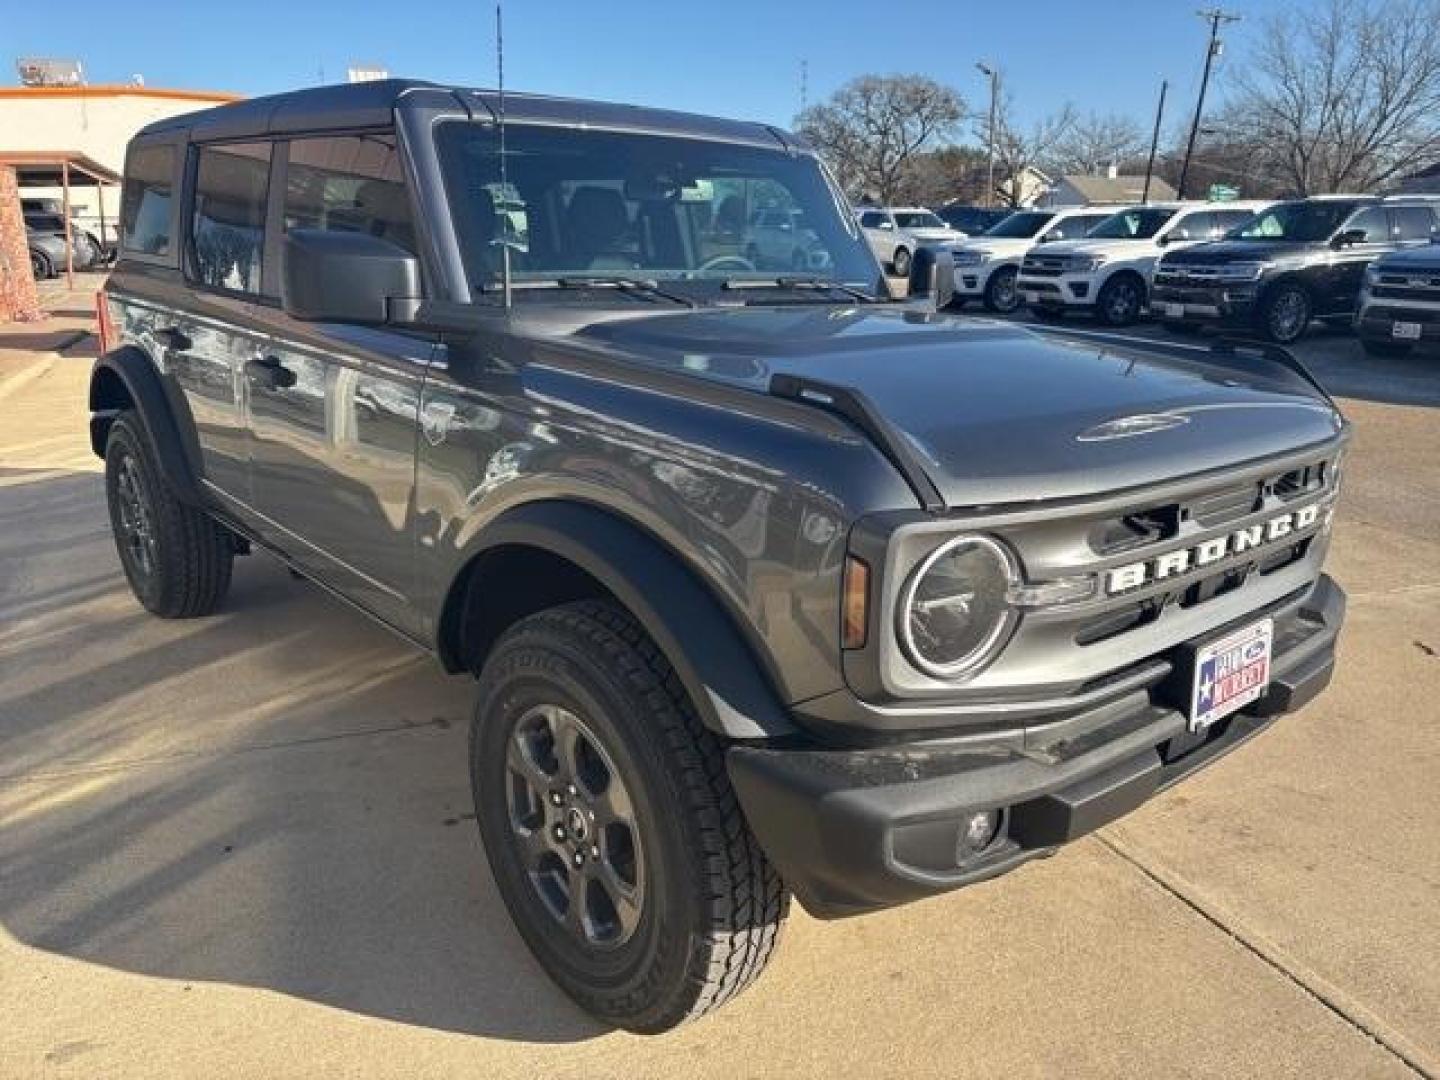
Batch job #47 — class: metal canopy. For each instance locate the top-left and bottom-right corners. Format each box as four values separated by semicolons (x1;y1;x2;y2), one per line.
1;150;121;288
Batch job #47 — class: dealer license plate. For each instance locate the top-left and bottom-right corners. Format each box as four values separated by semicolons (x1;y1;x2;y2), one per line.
1189;618;1273;732
1392;321;1422;340
1163;302;1185;319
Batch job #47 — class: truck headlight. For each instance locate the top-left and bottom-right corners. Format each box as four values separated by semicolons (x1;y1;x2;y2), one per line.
897;535;1019;679
1067;255;1107;272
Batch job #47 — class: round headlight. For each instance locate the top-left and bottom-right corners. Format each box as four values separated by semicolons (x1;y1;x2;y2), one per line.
897;535;1019;679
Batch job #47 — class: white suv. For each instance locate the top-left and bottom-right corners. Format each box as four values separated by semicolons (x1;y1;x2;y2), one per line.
856;206;967;276
949;206;1113;312
1016;201;1268;326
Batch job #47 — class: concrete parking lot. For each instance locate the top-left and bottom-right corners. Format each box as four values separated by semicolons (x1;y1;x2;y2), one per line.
2;281;1438;1078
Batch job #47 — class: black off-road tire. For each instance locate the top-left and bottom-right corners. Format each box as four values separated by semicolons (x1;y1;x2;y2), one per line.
471;600;788;1032
104;410;233;617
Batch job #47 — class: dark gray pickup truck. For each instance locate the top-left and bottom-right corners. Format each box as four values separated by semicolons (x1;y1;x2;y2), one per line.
91;80;1347;1032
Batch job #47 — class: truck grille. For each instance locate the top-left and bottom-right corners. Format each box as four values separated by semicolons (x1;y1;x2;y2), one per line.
953;444;1343;696
1020;255;1067;277
1371;273;1440;301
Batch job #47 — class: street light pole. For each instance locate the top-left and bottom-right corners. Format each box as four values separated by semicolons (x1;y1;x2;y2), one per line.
977;62;998;207
1178;8;1240;200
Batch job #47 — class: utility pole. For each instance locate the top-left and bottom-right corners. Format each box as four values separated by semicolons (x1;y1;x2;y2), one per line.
976;62;999;207
1142;80;1168;204
1178;8;1240;200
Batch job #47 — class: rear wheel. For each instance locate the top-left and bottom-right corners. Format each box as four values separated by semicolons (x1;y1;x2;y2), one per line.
104;411;233;617
471;600;788;1032
29;248;52;280
1258;282;1312;344
983;265;1020;313
891;246;911;277
1096;273;1145;327
1361;338;1414;358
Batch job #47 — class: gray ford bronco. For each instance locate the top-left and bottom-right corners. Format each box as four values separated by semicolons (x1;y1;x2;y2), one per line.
93;80;1347;1032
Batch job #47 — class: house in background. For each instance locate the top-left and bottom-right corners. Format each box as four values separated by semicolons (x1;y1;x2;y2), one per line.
1;81;241;243
1037;168;1177;207
996;165;1051;208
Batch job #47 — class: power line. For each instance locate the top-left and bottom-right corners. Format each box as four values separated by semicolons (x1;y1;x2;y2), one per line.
1178;7;1241;199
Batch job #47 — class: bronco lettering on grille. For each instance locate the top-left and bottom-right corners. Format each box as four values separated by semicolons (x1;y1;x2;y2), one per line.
1106;504;1322;594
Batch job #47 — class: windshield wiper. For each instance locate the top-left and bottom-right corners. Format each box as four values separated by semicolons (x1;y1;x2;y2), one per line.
555;275;697;307
479;275;697;307
720;276;879;303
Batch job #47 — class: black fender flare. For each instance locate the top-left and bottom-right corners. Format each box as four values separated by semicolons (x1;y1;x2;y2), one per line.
89;346;204;504
450;500;799;741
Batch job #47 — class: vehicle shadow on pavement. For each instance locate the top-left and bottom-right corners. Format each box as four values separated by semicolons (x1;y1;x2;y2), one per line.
0;469;605;1043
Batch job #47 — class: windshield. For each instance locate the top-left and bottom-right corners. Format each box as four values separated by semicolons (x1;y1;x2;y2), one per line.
434;122;882;300
1226;200;1363;242
1086;207;1177;240
893;211;947;229
983;211;1052;238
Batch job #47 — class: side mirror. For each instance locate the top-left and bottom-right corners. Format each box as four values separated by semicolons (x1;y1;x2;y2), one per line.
909;245;955;310
1331;228;1366;249
282;228;421;324
1156;233;1172;247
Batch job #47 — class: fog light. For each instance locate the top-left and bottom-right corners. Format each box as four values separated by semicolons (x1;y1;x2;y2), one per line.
957;809;1001;863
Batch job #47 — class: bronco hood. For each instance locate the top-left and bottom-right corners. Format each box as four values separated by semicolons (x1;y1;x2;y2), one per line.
569;307;1343;507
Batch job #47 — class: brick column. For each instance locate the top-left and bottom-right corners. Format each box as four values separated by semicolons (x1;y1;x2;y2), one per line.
0;165;44;323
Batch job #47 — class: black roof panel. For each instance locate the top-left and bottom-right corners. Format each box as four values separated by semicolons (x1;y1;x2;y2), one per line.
133;79;798;151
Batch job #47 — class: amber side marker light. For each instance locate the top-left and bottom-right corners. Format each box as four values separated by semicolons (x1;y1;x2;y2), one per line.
842;555;870;649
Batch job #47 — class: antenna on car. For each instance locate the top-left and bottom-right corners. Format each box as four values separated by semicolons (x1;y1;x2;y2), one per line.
496;0;513;310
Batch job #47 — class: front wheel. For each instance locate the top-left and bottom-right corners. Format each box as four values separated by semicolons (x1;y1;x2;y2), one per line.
983;265;1020;313
1096;274;1145;326
1258;283;1312;344
891;246;911;277
30;249;53;280
471;600;788;1032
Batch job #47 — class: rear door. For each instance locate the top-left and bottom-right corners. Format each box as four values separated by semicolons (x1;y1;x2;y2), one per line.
243;133;433;636
1325;205;1390;314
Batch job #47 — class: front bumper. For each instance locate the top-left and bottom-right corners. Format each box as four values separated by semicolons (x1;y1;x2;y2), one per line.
728;574;1344;918
1356;300;1440;343
1017;271;1097;308
1150;282;1260;326
952;261;998;298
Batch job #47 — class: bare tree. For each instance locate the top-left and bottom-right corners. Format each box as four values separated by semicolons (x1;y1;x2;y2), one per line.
1220;0;1440;193
899;146;991;205
984;96;1076;206
797;75;966;202
1046;112;1148;176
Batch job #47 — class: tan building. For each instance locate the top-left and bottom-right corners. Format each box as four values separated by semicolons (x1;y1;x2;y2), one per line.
0;84;241;241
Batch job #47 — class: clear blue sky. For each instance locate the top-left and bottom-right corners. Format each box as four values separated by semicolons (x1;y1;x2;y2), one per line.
9;0;1293;137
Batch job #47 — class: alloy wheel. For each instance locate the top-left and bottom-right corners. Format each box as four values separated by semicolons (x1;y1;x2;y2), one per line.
1268;288;1309;341
990;268;1019;312
505;704;645;950
1105;280;1140;323
114;452;157;580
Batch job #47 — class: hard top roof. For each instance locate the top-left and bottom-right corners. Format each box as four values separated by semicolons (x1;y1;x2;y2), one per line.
132;78;798;151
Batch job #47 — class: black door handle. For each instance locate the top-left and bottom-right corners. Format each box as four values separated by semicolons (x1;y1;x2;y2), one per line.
245;353;297;390
155;326;192;351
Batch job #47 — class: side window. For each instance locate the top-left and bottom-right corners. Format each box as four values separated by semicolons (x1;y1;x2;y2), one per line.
1343;206;1388;244
1211;209;1254;237
190;141;272;294
860;211;885;229
120;145;175;256
1392;206;1438;242
1047;215;1096;241
284;135;415;253
1166;212;1205;241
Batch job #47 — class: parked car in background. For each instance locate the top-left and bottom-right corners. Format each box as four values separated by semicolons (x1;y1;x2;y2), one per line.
936;203;1011;236
1152;196;1440;343
22;197;113;263
744;207;831;271
1017;201;1267;326
1354;242;1440;357
950;206;1113;312
857;206;967;276
24;213;102;277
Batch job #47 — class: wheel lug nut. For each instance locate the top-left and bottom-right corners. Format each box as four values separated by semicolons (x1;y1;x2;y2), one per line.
590;844;600;859
566;784;578;797
553;826;566;841
573;851;584;867
550;792;563;806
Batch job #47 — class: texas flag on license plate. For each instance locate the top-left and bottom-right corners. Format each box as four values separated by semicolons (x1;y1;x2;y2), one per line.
1190;619;1273;731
